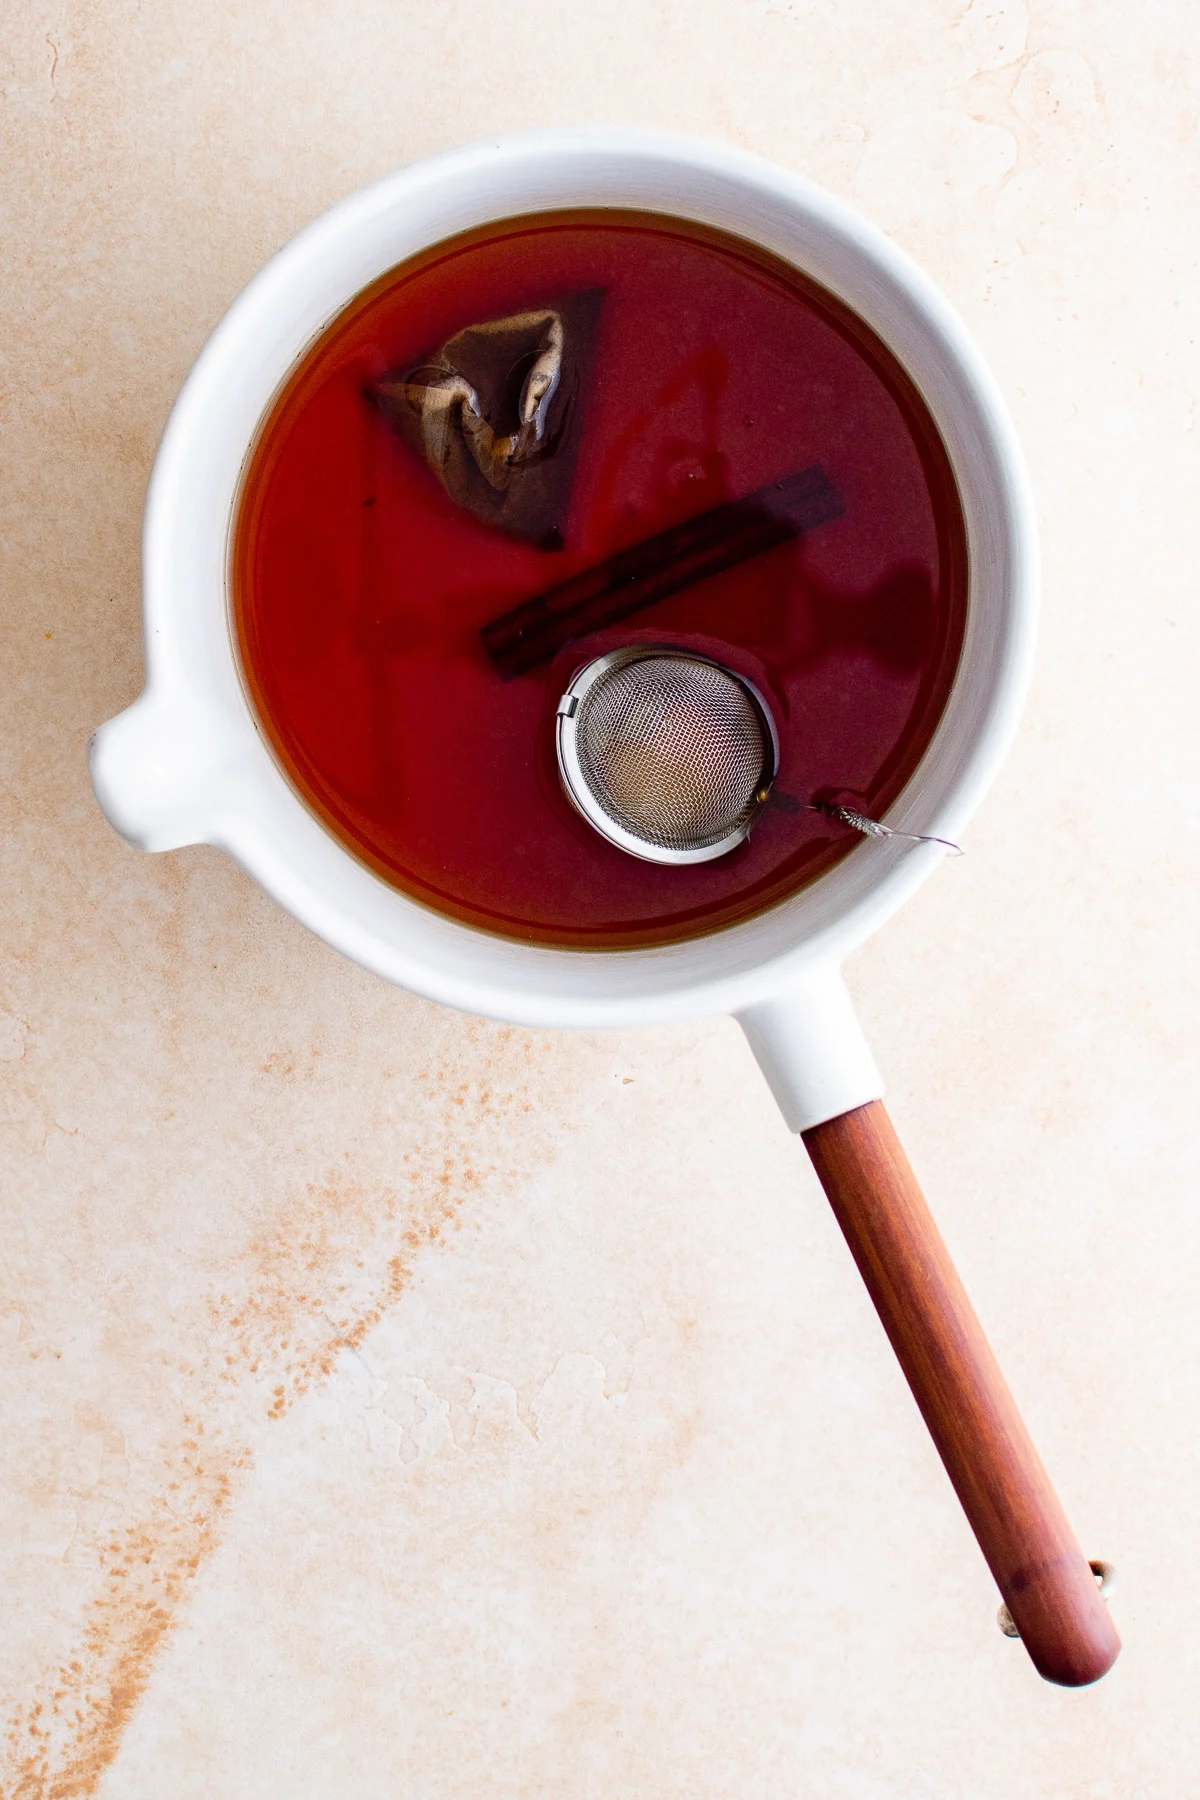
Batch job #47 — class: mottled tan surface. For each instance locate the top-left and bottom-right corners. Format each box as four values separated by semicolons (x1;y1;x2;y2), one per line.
2;1;1198;1794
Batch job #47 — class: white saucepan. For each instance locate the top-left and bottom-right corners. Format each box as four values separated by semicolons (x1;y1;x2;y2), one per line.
90;129;1117;1685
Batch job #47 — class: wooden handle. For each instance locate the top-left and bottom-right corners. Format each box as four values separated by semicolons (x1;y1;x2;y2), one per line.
802;1100;1119;1686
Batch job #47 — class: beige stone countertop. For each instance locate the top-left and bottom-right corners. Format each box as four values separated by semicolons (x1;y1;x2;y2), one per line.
2;2;1198;1794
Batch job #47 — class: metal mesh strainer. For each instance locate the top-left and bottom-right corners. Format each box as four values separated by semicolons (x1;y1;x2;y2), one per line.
556;649;777;864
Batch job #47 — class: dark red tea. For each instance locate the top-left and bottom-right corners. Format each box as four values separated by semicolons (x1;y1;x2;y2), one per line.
233;211;966;949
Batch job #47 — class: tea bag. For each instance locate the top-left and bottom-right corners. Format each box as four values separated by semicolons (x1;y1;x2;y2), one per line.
373;291;603;548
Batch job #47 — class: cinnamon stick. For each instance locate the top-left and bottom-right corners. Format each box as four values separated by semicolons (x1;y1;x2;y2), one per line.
480;464;843;679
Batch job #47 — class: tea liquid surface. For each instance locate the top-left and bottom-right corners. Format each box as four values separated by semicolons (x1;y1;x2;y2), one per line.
233;212;966;948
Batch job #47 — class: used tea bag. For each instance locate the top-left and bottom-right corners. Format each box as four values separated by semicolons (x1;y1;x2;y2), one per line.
373;291;603;548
